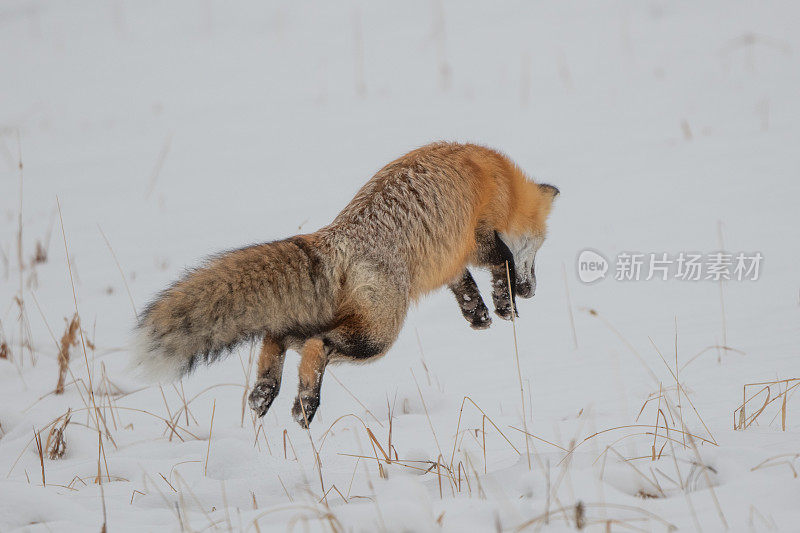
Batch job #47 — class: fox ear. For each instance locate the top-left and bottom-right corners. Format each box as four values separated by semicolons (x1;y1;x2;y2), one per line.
538;183;560;199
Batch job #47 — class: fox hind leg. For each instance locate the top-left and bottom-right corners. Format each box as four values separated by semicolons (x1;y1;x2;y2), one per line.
292;338;330;428
448;269;492;329
248;336;286;418
289;274;406;427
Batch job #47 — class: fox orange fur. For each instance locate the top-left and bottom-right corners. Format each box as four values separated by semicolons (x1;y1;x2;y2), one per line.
131;142;559;426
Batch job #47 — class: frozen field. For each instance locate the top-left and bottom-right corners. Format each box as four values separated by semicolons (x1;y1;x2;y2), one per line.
1;1;799;531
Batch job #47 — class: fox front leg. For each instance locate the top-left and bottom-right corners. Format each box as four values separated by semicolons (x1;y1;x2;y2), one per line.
489;263;519;321
448;269;492;330
474;229;518;321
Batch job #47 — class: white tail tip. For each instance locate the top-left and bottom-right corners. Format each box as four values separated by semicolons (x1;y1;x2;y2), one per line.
127;328;186;383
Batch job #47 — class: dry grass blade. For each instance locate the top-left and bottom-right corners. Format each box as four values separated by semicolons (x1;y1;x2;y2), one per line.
734;378;799;430
98;224;137;318
411;369;443;459
366;428;390;463
686;430;727;529
329;371;383;427
561;262;578;349
204;399;216;476
252;491;262;533
296;399;327;503
99;479;108;533
46;409;72;460
449;396;521;470
246;504;343;533
164;382;246;428
55;314;80;394
667;438;702;532
750;453;799;477
680;345;744;371
513;502;676;532
649;337;717;444
318;413;372;452
282;429;299;461
159;472;177;492
337;452;456;479
608;447;664;498
505;261;531;470
57;198;113;484
506;426;572;453
557;423;715;466
33;428;45;486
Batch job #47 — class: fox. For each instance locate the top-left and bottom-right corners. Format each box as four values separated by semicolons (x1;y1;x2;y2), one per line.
131;142;559;427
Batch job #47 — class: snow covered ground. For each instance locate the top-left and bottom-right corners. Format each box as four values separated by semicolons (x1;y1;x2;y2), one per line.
1;1;799;531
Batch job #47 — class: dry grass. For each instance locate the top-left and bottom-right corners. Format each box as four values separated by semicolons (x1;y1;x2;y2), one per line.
0;191;782;533
561;262;578;349
0;288;733;533
55;313;80;394
33;428;45;486
505;260;531;470
734;378;799;431
45;409;71;460
204;399;216;477
98;225;137;318
751;453;800;477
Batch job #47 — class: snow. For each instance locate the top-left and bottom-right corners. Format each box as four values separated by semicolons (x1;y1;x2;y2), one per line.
1;1;799;531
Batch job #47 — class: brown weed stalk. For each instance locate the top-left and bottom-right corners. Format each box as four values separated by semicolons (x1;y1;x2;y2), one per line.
735;378;799;430
55;314;80;394
45;409;72;460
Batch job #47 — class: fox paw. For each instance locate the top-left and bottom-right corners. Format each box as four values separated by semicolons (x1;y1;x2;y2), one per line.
460;298;492;330
248;379;279;418
469;306;493;330
291;393;320;428
494;304;519;321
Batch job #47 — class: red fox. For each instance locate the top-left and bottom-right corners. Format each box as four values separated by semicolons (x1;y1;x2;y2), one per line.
132;142;559;426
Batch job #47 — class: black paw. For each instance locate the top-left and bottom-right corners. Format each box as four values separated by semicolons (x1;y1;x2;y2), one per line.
469;305;493;330
291;393;320;428
248;379;279;418
459;295;492;330
494;303;519;321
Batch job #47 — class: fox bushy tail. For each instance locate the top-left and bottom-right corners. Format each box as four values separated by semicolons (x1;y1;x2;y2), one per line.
131;237;331;381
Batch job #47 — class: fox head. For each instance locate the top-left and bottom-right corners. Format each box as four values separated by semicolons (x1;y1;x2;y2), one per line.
499;182;559;299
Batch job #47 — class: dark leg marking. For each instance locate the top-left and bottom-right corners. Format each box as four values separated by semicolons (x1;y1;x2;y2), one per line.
292;338;329;428
248;337;286;418
448;269;492;329
474;229;519;320
490;263;519;321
